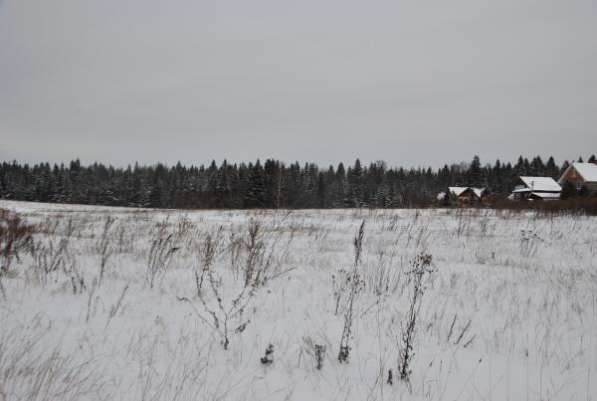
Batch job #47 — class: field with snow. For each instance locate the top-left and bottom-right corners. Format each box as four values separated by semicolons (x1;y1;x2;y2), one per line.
1;200;596;401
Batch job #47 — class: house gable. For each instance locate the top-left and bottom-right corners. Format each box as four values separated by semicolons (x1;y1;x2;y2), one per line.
559;163;597;192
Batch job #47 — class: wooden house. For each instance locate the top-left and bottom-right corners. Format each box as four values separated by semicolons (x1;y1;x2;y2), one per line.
558;162;597;193
438;187;487;205
509;176;561;200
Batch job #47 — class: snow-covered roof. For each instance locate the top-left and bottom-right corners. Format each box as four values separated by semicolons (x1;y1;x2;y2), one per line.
519;177;561;192
472;188;486;198
561;162;597;183
447;187;486;198
448;187;470;197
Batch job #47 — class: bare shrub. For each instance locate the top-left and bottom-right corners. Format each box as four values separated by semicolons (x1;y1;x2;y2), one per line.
244;220;265;287
174;214;200;251
337;221;365;364
31;218;75;286
146;222;179;289
0;209;34;299
0;322;104;401
188;228;239;350
238;219;294;288
181;219;294;350
25;216;90;294
398;253;434;383
97;215;116;286
332;269;350;316
194;227;222;297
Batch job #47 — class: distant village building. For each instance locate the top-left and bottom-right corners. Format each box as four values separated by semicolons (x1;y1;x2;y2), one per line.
509;176;561;200
558;162;597;193
437;186;487;205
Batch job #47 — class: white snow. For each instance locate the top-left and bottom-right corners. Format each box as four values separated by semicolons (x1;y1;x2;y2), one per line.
519;176;561;192
448;186;470;196
565;162;597;182
0;200;596;401
448;187;485;197
472;187;486;198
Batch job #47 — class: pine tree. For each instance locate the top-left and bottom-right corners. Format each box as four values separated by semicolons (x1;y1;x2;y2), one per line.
0;155;573;210
347;159;363;207
546;156;558;179
468;155;482;187
244;161;266;208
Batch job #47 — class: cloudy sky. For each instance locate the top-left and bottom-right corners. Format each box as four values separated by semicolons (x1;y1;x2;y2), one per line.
1;0;596;168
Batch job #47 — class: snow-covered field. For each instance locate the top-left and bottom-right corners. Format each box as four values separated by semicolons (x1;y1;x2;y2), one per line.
1;200;596;401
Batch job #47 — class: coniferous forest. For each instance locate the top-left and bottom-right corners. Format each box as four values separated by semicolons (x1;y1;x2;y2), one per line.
1;155;595;209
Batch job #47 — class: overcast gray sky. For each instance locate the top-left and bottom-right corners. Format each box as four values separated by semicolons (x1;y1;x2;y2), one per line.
1;0;596;168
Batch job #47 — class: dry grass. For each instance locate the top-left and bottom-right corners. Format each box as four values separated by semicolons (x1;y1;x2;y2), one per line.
0;201;595;401
0;208;35;299
0;321;105;401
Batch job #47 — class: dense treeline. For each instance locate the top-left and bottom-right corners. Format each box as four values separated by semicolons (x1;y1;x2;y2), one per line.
1;155;595;209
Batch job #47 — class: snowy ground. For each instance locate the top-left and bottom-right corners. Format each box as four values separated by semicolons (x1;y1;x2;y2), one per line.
1;200;596;401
